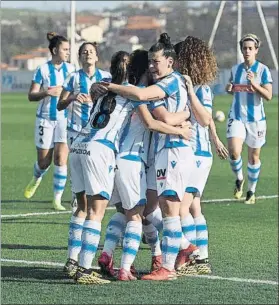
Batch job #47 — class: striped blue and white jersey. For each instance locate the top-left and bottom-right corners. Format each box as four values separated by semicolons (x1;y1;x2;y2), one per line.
79;83;134;152
189;85;213;157
118;98;151;164
63;68;111;132
229;61;272;122
33;61;75;121
150;71;189;153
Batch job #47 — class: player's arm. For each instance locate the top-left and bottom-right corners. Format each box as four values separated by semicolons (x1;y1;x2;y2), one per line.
137;104;192;140
28;82;62;102
57;90;75;111
183;76;211;127
100;82;166;101
152;105;190;126
225;71;234;95
209;119;228;160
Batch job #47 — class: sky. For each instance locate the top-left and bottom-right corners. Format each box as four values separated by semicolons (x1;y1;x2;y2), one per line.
1;1;204;12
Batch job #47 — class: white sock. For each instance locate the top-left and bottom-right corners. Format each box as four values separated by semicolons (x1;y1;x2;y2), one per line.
121;221;142;271
79;220;101;269
247;161;261;193
180;233;191;250
181;214;196;245
142;223;161;256
161;216;182;271
194;214;208;260
103;212;127;256
229;157;244;180
33;161;49;180
68;216;85;261
145;207;163;232
53;165;67;201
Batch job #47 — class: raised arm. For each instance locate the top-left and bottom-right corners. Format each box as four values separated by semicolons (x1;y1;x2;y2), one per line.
137;104;192;140
101;82;166;101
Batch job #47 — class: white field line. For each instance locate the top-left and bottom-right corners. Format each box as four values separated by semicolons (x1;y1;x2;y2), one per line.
1;195;278;219
1;258;278;286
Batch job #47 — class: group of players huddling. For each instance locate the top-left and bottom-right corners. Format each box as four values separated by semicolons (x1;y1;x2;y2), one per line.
23;31;272;284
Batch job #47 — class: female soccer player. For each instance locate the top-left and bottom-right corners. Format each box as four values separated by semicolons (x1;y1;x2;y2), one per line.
57;42;111;209
100;33;211;281
225;34;272;204
97;49;193;281
174;36;228;275
24;32;75;211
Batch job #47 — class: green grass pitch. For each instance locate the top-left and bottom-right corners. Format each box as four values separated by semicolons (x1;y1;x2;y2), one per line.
1;93;278;304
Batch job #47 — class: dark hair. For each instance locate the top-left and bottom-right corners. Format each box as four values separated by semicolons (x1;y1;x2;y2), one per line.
47;32;68;55
78;42;98;57
174;36;217;86
128;49;148;85
239;33;261;49
149;33;176;60
110;51;130;85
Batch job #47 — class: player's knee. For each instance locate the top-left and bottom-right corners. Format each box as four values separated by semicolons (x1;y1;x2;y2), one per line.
38;158;51;170
229;151;240;160
248;156;260;165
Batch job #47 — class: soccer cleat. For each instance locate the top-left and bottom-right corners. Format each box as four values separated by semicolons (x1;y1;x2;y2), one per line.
24;177;42;199
151;255;162;271
117;268;137;281
195;258;212;274
63;258;78;278
130;264;138;277
52;199;66;211
141;267;177;281
98;252;115;277
176;260;197;276
175;244;199;270
234;179;245;199
244;191;256;204
75;266;110;284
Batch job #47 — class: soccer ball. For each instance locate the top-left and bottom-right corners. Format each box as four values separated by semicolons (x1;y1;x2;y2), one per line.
214;110;225;122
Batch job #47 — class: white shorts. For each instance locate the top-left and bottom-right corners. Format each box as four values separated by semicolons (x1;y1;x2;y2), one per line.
69;140;116;198
155;146;194;202
186;155;213;197
35;117;67;149
226;119;266;148
146;160;157;191
115;156;147;210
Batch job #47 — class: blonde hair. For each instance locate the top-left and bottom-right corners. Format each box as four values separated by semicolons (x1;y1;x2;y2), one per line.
239;33;261;49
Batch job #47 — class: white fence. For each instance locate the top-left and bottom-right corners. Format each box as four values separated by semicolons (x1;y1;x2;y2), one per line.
1;69;278;95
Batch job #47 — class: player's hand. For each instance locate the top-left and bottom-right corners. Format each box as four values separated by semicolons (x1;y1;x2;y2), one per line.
47;86;63;97
226;83;233;93
182;75;194;93
76;93;92;103
180;121;193;140
214;138;229;160
90;83;108;101
246;71;256;85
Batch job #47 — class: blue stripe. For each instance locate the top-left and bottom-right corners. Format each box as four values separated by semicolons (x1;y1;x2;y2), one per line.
230;158;242;167
194;150;212;157
68;239;82;247
48;62;58;120
34;68;43;84
136;198;146;206
161;190;178;198
196;124;201;152
261;67;269;85
196;87;203;105
196;239;208;246
234;64;243;120
203;104;212;108
190;239;196;245
95;68;102;82
196;225;207;231
247;92;254;122
248;176;259;182
121;155;141;162
108;220;124;229
105;233;120;242
163;230;182;238
123;247;138;256
79;70;90;126
247;166;261;173
70;223;83;230
186;187;199;193
124;232;141;242
83;227;101;235
99;191;110;200
54;184;65;191
182;225;196;232
54;173;67;180
95;139;116;152
81;243;98;252
162;244;180;254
